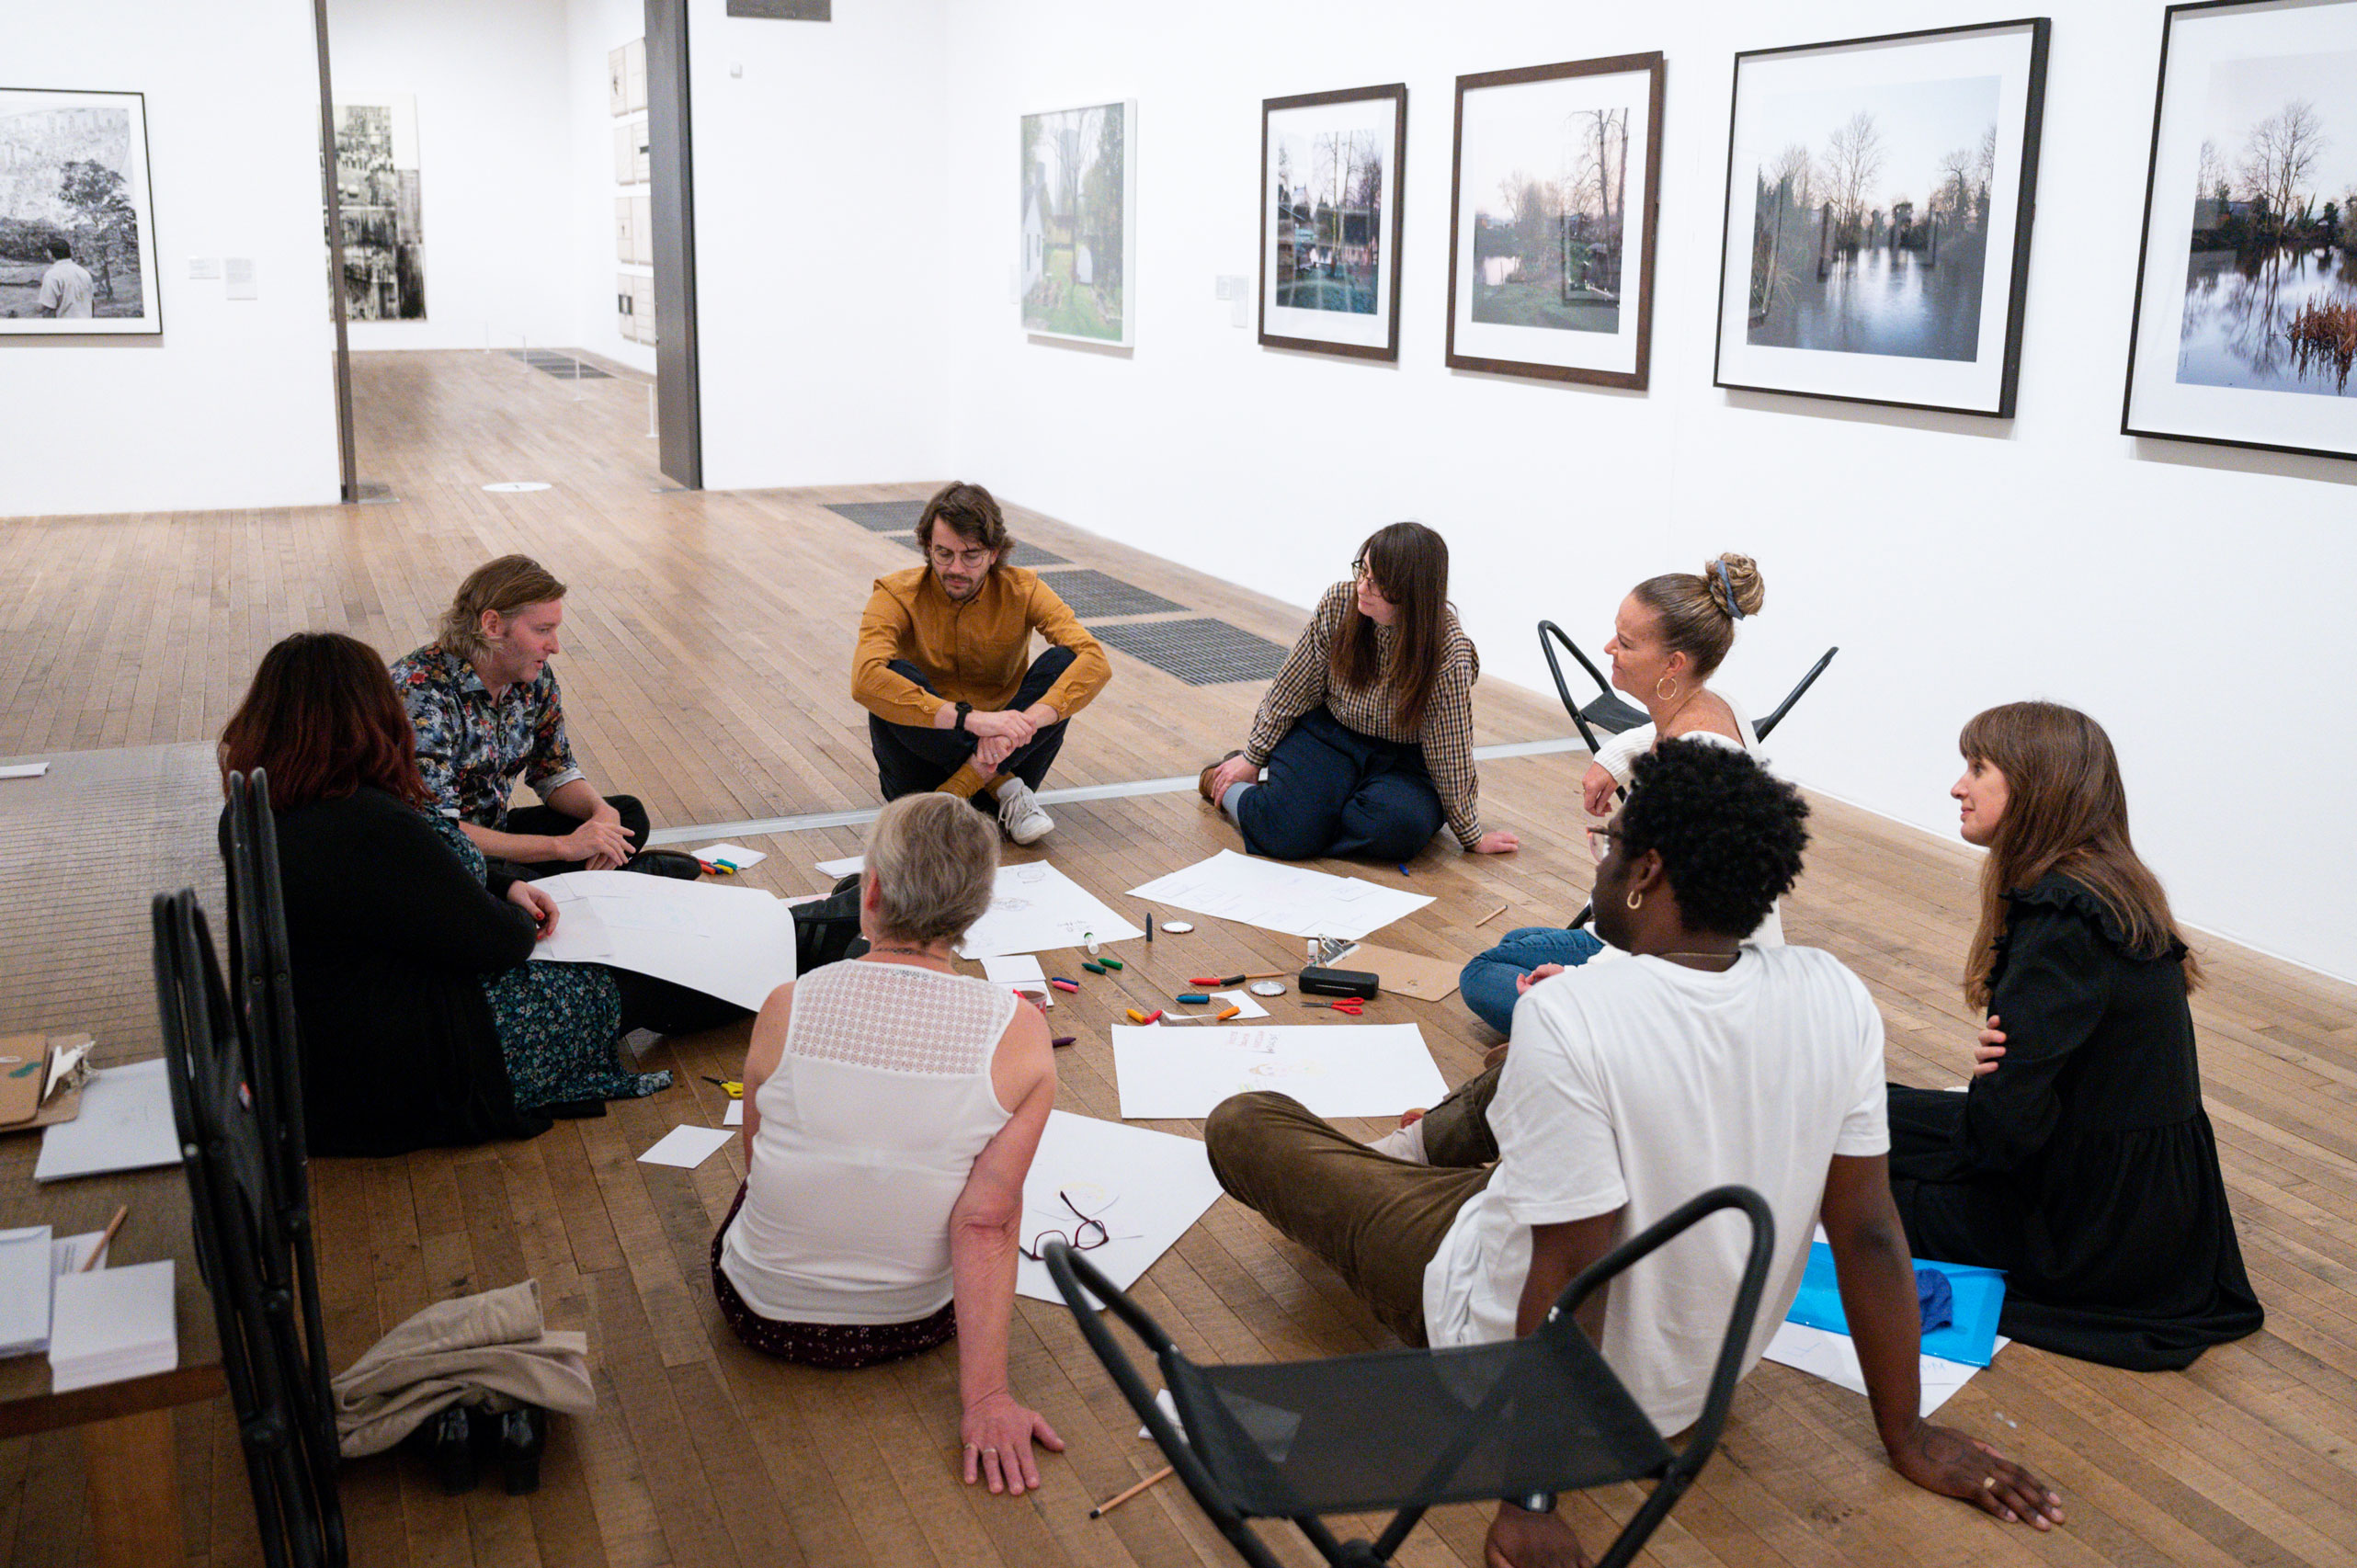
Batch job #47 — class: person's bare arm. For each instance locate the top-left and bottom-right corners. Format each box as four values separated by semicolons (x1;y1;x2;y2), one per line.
1484;1210;1623;1568
1820;1154;2064;1528
735;982;793;1161
948;1007;1064;1494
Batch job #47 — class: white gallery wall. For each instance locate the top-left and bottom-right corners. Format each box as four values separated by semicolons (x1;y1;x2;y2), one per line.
3;0;340;517
327;0;575;352
925;0;2357;981
684;0;952;490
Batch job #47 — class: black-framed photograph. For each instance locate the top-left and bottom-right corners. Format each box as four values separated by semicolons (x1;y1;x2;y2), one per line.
0;86;161;335
1259;84;1406;361
1446;52;1665;388
1713;19;2050;415
2125;0;2357;458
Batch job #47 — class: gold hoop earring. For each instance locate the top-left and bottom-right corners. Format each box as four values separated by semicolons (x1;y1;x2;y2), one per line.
1625;889;1643;911
1655;674;1680;702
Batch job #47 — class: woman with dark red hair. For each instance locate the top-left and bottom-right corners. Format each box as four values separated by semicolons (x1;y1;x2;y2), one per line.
220;631;737;1154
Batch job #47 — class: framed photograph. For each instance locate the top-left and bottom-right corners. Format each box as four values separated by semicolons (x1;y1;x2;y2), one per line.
2125;0;2357;458
1445;53;1665;388
1020;99;1134;346
1260;84;1406;360
0;87;161;335
334;96;427;321
1713;19;2050;415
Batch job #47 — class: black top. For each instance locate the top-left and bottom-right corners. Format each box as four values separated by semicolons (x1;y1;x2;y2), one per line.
227;787;552;1156
1887;870;2262;1369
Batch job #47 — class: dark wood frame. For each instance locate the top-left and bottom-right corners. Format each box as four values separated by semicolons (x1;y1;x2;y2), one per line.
0;86;165;344
1444;52;1665;389
2122;0;2357;460
1710;17;2051;418
1258;83;1407;361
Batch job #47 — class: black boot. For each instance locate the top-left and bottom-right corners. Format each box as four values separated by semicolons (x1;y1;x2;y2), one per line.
499;1404;548;1495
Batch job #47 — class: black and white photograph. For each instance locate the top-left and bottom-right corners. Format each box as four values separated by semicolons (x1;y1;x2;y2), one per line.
1446;52;1664;387
333;96;427;322
0;86;160;335
1259;85;1406;361
2128;0;2357;457
1714;19;2048;415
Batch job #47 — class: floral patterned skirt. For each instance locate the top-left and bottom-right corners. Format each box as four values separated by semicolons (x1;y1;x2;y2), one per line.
482;959;670;1110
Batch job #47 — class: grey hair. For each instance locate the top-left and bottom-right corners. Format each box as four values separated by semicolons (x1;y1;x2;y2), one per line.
865;792;999;943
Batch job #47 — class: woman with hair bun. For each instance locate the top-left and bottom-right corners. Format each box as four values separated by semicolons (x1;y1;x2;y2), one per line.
1456;555;1775;1036
1887;701;2261;1369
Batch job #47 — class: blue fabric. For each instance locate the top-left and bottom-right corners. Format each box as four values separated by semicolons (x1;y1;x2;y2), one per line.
1458;926;1606;1035
1235;705;1441;863
1917;1266;1955;1334
1784;1241;2008;1367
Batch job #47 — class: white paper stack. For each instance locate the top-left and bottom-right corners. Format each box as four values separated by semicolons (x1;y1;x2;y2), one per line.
48;1259;176;1392
0;1227;52;1357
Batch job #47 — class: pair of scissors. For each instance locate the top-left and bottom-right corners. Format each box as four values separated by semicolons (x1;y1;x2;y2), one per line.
1301;997;1366;1016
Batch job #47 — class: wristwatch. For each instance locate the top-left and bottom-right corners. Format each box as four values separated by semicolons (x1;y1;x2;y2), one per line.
1515;1492;1557;1514
952;701;974;734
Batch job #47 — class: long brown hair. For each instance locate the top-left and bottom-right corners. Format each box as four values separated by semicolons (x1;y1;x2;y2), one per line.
1333;521;1452;733
219;632;429;811
1960;701;2198;1007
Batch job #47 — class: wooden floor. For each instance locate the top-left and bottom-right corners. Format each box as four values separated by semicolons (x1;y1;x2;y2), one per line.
2;350;2354;1567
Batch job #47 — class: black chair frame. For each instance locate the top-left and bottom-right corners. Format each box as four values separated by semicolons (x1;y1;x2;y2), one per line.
1048;1185;1776;1568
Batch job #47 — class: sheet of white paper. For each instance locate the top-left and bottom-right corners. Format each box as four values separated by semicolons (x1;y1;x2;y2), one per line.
34;1059;180;1182
48;1260;176;1392
1129;851;1433;941
813;855;864;878
1760;1321;2010;1418
1112;1024;1448;1120
691;842;768;869
52;1231;104;1275
1015;1112;1225;1304
981;955;1048;984
531;871;795;1011
0;763;47;779
637;1124;735;1168
723;1099;744;1127
956;863;1145;959
0;1227;52;1356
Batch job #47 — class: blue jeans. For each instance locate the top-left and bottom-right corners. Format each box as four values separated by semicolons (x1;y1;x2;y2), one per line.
1459;926;1605;1035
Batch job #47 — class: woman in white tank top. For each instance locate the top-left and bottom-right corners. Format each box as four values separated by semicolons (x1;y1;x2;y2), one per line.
711;794;1063;1496
1458;556;1782;1040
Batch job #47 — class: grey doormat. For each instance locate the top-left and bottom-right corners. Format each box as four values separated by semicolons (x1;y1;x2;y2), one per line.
1091;618;1292;686
825;500;929;531
1033;569;1183;618
876;532;1067;567
507;348;613;379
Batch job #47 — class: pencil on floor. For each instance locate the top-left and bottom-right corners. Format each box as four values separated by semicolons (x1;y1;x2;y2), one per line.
1474;902;1508;927
1088;1463;1174;1518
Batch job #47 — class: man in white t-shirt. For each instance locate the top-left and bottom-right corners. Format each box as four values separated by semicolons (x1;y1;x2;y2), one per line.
36;240;96;319
1206;743;2062;1567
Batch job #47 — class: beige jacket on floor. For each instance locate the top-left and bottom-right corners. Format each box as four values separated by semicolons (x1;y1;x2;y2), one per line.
332;1278;595;1457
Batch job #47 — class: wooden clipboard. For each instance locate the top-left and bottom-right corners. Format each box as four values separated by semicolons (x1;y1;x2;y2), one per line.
0;1031;90;1133
1329;943;1463;1003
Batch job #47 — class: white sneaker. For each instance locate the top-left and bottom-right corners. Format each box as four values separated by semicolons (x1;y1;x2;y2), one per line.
996;779;1054;846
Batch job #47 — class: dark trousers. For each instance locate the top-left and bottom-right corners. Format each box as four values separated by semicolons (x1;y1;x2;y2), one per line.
494;793;652;882
1204;1090;1496;1346
868;646;1076;801
1235;706;1444;863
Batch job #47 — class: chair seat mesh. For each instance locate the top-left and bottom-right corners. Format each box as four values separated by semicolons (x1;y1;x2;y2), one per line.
1581;695;1649;735
1166;1333;1673;1518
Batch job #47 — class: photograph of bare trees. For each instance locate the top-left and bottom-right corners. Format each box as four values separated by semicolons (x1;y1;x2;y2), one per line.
1260;85;1405;361
0;87;159;335
1746;78;1999;360
1020;100;1132;346
333;97;426;322
2176;52;2357;394
1446;53;1665;388
1714;20;2048;416
2127;0;2357;457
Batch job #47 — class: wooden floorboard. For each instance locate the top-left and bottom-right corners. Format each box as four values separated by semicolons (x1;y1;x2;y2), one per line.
0;350;2352;1565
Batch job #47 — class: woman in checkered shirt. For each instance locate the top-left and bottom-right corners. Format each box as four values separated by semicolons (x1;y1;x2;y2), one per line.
1197;523;1519;863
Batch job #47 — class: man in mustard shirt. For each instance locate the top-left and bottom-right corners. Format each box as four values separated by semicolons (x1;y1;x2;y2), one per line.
852;483;1110;845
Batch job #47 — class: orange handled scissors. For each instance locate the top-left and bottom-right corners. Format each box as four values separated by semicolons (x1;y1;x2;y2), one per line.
1300;998;1366;1016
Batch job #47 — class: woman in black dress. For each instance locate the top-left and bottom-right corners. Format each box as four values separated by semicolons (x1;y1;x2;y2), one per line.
219;632;741;1156
1887;700;2261;1369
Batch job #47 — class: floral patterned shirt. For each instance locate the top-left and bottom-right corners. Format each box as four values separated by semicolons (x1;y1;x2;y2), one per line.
391;643;584;828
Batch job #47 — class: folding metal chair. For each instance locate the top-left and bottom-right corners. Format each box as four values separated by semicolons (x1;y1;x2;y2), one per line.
1048;1185;1774;1568
155;883;346;1568
1537;620;1645;756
